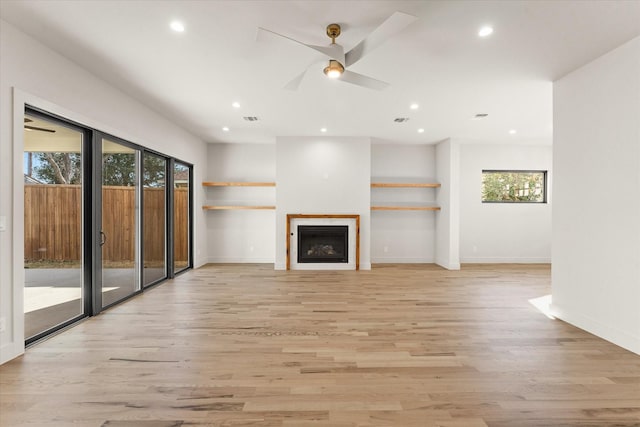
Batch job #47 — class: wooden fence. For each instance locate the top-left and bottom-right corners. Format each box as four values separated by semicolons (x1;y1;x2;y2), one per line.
24;184;189;263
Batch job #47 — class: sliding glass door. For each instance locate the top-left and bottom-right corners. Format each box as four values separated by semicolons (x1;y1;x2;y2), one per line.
23;107;193;344
100;138;140;307
143;153;167;286
173;162;191;273
23;112;87;341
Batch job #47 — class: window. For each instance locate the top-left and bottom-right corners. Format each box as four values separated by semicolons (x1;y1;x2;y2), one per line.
482;170;547;203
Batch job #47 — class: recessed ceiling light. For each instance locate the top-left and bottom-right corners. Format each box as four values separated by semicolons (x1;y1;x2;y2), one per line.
478;26;493;37
417;128;425;133
320;127;327;133
509;129;517;134
232;102;240;109
222;126;229;132
170;21;185;33
410;103;419;110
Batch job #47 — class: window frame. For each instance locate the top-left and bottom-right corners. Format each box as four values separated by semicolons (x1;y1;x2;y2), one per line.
481;169;548;204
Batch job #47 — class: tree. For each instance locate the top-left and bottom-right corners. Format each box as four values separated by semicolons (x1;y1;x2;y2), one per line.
482;171;545;202
102;153;136;186
32;152;81;184
142;154;166;187
30;151;166;187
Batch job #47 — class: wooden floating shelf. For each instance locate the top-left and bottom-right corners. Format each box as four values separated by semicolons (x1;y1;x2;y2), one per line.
371;182;441;188
202;205;275;210
203;181;275;187
371;205;441;211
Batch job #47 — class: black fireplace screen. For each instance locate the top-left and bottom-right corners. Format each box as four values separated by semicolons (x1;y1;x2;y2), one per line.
297;225;348;263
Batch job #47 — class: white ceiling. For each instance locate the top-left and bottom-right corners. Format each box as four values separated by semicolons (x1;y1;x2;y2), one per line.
2;1;639;145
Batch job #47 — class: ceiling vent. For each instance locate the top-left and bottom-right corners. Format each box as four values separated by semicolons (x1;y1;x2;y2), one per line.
243;116;259;121
394;117;410;123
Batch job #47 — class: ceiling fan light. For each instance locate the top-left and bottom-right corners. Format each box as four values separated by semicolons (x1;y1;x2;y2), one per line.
323;60;344;79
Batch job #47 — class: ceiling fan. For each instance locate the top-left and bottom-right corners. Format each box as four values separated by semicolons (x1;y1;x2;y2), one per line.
257;11;417;91
24;118;56;133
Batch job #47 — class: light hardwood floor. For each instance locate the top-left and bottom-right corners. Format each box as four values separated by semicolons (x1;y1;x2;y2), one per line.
1;264;639;427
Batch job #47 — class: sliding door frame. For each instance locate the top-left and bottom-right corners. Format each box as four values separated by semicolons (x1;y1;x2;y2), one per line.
24;106;94;344
94;131;144;311
141;149;170;288
23;106;194;345
170;160;194;277
166;159;176;278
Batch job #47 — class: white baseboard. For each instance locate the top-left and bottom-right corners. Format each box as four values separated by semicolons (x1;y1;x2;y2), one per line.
1;342;24;365
205;257;275;264
551;303;640;355
435;259;461;270
370;257;435;263
460;257;551;264
193;258;208;269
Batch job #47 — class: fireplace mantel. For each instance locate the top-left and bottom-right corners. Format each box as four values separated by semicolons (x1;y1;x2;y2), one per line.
286;214;360;270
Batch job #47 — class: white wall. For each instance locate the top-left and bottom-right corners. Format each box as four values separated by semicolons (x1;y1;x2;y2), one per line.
435;139;460;270
552;36;640;355
459;144;552;263
0;20;208;364
370;144;437;262
275;137;371;270
205;143;276;262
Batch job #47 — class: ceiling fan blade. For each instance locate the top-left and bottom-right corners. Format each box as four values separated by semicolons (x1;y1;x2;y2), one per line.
283;69;308;91
283;59;327;91
307;43;345;64
257;27;337;60
345;11;417;67
24;125;56;133
340;70;389;91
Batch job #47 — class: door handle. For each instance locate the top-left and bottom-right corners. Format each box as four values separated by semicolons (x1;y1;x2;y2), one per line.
100;231;107;247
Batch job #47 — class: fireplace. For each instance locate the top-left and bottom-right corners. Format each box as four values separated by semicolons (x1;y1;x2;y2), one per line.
297;225;348;264
286;214;359;270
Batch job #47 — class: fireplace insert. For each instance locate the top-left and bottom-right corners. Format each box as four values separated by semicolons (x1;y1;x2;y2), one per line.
297;225;348;263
